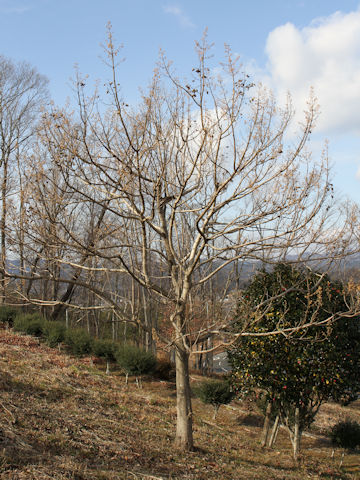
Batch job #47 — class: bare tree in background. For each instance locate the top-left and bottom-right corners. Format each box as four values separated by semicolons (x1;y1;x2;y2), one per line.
8;31;359;450
0;56;48;301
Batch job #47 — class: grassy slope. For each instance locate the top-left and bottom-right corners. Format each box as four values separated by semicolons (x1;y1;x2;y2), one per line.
0;329;359;480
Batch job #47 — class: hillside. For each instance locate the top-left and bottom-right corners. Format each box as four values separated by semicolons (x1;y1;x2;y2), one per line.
0;328;359;480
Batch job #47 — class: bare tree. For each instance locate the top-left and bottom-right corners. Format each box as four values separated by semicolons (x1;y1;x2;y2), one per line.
0;56;48;301
8;32;358;451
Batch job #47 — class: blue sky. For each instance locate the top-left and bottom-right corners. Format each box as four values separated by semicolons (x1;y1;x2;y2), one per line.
1;0;360;202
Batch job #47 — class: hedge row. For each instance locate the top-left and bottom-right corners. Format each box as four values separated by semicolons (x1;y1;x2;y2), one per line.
2;308;167;379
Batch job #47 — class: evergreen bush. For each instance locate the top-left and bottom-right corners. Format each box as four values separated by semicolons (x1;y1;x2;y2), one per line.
64;328;93;356
93;339;117;360
116;344;156;383
13;313;45;337
12;314;30;333
43;321;66;347
330;419;360;450
93;339;117;374
194;379;235;418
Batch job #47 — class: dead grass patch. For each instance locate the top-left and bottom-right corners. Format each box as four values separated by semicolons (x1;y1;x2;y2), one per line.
0;328;359;479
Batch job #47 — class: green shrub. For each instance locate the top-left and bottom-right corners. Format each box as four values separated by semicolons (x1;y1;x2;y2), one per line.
0;306;19;327
13;313;45;337
64;328;93;356
153;358;176;381
116;344;156;377
12;314;31;333
330;419;360;450
43;321;66;347
194;379;235;418
93;339;117;361
93;339;117;374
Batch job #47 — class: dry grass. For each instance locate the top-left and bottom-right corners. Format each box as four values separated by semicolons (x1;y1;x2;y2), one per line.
0;328;359;479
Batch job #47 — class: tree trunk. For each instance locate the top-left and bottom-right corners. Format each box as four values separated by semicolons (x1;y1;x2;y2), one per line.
197;342;204;372
17;163;26;296
142;289;154;352
292;407;301;461
112;310;116;341
261;401;272;447
213;404;220;420
268;414;280;447
0;161;8;303
174;346;194;451
206;334;213;374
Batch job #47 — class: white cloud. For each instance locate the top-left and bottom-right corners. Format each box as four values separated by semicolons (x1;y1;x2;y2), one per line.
264;8;360;136
163;5;195;29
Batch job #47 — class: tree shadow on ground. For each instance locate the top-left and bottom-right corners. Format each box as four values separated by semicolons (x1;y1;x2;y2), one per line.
236;413;263;427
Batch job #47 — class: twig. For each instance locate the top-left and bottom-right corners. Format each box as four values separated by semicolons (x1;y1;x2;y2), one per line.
0;402;16;424
127;472;165;480
202;419;226;431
